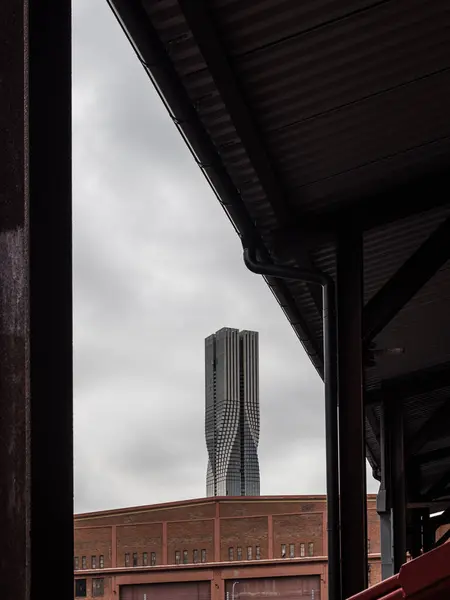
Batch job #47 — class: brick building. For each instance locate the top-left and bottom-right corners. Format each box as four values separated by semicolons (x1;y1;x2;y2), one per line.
74;495;381;599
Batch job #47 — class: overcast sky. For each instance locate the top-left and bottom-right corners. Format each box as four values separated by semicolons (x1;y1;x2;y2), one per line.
72;0;377;514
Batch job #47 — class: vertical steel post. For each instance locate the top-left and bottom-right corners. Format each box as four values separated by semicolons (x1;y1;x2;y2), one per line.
337;231;368;597
0;0;73;598
392;404;407;571
377;401;395;579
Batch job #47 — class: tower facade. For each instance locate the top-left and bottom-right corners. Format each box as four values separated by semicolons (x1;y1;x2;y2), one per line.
205;328;260;497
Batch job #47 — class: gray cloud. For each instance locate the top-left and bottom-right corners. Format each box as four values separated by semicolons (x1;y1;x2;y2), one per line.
73;0;378;513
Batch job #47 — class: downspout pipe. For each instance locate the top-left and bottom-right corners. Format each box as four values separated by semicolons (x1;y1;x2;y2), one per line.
243;245;341;600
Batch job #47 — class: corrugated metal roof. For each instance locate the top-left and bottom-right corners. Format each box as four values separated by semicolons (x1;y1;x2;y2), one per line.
112;0;450;500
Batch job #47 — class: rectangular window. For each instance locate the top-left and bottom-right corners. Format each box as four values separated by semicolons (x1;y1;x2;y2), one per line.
82;556;87;570
74;556;79;570
201;549;206;563
92;578;104;597
91;555;97;569
281;544;286;558
368;564;372;586
256;545;261;560
308;542;314;557
99;555;104;569
183;549;188;564
143;552;148;566
300;543;305;557
367;539;371;554
151;552;156;566
289;543;295;558
193;549;199;563
228;547;234;561
237;547;242;561
175;550;181;565
125;553;130;567
133;552;138;567
75;579;87;597
247;546;252;560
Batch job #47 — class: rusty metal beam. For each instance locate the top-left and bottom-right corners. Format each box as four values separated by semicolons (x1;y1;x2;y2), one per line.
0;1;73;598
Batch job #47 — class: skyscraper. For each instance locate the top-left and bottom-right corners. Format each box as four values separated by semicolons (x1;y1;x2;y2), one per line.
205;328;260;497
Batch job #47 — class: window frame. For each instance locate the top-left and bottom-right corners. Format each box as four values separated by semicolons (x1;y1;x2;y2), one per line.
75;578;87;598
289;543;295;558
124;552;130;567
151;552;157;566
308;542;314;557
201;549;206;563
175;550;181;565
255;545;261;560
92;577;104;597
281;543;286;558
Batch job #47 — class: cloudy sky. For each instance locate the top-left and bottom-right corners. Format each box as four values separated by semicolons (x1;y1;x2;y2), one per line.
73;0;377;514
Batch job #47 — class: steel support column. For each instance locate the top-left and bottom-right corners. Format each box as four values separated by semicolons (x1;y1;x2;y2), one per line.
336;231;367;597
0;1;73;598
392;404;407;571
377;401;394;579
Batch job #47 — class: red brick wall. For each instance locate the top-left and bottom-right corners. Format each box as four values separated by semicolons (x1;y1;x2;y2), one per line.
167;519;214;565
219;500;326;518
117;523;163;567
367;509;380;554
273;513;324;558
75;526;113;569
78;501;215;528
220;516;268;561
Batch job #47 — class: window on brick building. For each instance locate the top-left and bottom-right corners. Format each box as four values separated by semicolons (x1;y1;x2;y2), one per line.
289;543;295;558
92;578;104;597
175;551;181;565
256;546;261;560
237;547;242;561
82;556;87;569
308;542;314;557
151;552;156;566
228;547;234;561
193;549;199;563
281;544;286;558
74;556;79;570
183;550;188;564
75;579;87;597
99;555;104;568
201;549;206;563
368;564;372;586
143;552;148;566
247;546;252;560
133;552;138;567
125;553;130;567
91;555;97;569
367;539;371;554
300;543;305;557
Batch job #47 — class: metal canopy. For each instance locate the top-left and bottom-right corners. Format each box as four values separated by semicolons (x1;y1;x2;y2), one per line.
108;0;450;595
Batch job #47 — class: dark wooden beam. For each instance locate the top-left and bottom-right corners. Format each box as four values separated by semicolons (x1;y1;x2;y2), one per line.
362;215;450;344
366;362;450;406
413;446;450;467
277;172;450;243
409;400;450;457
425;469;450;501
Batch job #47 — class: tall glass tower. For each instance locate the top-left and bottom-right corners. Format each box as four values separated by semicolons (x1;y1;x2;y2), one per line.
205;328;260;497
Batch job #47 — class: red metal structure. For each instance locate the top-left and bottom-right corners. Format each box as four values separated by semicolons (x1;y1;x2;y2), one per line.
348;541;450;600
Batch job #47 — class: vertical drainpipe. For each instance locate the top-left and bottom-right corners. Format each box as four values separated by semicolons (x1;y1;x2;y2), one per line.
243;245;341;600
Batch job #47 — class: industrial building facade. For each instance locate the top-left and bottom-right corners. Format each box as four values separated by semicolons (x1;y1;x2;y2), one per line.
205;328;260;497
74;495;381;599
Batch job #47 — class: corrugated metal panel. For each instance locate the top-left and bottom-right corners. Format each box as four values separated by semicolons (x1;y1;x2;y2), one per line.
115;0;450;484
225;576;321;599
120;581;211;600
